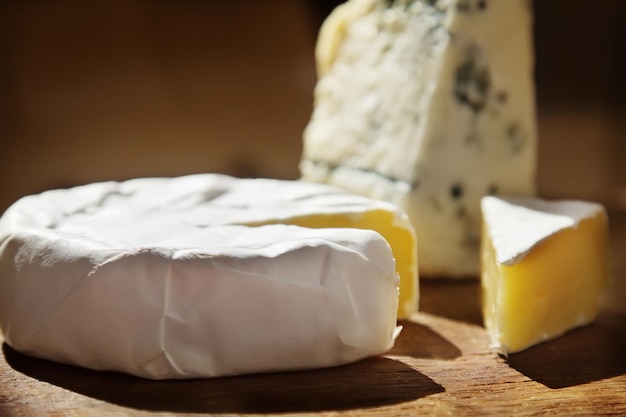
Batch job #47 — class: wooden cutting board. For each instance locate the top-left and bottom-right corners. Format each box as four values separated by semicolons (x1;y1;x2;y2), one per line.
1;214;625;417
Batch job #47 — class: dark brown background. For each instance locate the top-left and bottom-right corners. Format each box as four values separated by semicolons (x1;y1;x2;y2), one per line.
1;0;625;213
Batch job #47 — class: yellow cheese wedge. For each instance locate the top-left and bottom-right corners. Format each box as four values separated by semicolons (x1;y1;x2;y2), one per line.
480;196;610;355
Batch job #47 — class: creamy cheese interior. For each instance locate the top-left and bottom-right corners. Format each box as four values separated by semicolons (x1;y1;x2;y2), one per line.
481;197;610;355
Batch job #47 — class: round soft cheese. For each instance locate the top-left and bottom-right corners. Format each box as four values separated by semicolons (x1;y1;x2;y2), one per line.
0;174;402;379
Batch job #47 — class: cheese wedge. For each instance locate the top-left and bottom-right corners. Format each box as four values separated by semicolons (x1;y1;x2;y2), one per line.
301;0;537;277
0;174;414;379
480;196;610;355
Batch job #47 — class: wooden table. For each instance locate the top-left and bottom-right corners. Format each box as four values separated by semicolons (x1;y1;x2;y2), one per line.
1;213;625;417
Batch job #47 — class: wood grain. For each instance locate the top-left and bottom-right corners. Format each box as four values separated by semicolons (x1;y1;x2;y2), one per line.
1;215;625;417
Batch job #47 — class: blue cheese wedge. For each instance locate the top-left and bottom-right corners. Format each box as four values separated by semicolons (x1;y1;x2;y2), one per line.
301;0;537;277
0;174;413;379
481;196;610;355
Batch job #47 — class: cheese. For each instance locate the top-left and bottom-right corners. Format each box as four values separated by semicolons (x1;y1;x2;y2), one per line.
0;174;414;379
301;0;537;277
481;196;610;355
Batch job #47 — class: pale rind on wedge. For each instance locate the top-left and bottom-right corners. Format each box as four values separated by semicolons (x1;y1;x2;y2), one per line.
480;196;610;355
0;174;413;379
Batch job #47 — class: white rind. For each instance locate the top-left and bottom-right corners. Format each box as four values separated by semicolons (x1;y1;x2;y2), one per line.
481;196;605;265
0;174;402;379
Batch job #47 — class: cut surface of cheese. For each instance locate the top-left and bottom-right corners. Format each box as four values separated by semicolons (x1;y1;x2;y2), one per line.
0;174;414;379
301;0;537;278
481;196;610;355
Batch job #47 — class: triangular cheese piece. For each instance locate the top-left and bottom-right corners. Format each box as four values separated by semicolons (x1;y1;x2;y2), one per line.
301;0;537;277
480;196;610;355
